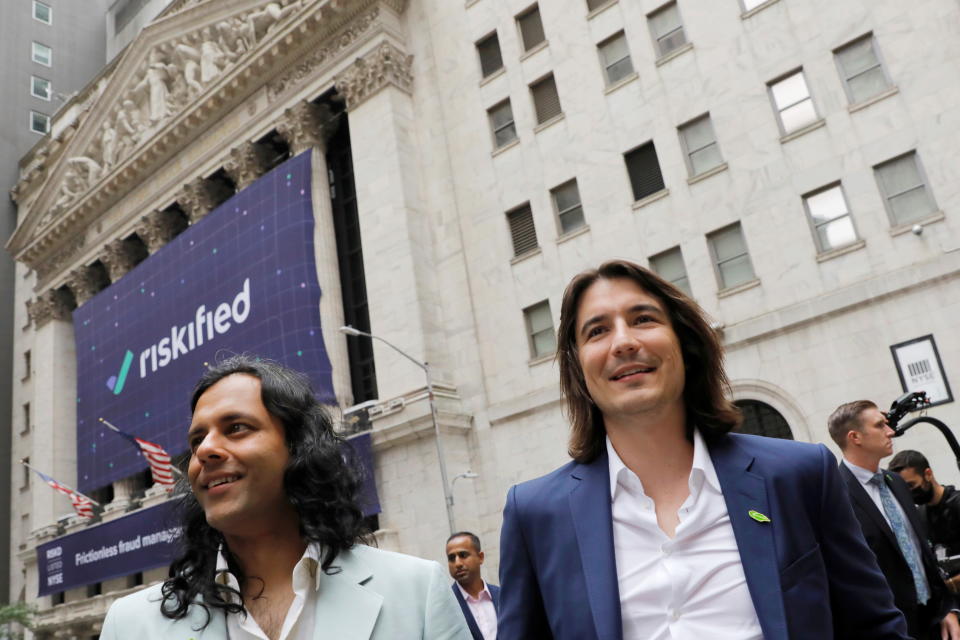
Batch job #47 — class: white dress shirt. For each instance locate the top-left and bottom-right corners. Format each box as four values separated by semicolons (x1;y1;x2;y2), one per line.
607;430;764;640
841;458;930;593
455;581;497;640
216;543;321;640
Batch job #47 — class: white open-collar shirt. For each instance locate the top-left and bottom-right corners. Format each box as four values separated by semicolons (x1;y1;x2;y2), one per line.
216;542;321;640
607;430;763;640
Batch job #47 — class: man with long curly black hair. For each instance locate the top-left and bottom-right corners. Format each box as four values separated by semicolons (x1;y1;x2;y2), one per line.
100;355;470;640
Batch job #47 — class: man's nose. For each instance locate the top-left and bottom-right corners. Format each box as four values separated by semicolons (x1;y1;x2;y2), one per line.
194;432;225;463
611;321;640;356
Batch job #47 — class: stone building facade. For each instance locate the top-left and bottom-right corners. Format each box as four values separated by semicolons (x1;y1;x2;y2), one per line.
8;0;960;636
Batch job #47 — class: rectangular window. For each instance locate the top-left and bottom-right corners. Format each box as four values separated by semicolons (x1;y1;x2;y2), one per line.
507;203;539;257
624;141;666;201
679;114;723;176
530;74;562;125
22;457;30;489
31;76;51;100
488;100;517;149
23;350;31;380
874;152;937;225
22;403;31;435
30;111;50;135
587;0;611;10
803;184;858;252
708;222;755;290
524;300;556;359
476;32;503;79
648;2;687;58
835;34;891;104
551;179;585;235
33;1;52;24
649;247;692;296
598;32;634;86
769;70;817;134
516;5;546;52
31;42;52;66
742;0;768;10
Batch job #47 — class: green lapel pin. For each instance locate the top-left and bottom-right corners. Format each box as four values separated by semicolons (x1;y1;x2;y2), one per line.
748;509;771;523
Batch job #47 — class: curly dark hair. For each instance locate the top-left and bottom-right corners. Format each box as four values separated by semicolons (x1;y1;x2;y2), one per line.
159;355;369;626
557;259;741;463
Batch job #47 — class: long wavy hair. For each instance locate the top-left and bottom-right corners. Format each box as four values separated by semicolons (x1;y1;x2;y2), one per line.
160;355;369;626
557;259;741;463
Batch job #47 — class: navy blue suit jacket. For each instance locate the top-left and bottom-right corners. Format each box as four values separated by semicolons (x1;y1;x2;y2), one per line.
497;433;909;640
451;582;500;640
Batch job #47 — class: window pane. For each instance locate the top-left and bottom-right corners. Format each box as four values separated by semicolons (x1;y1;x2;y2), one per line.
494;123;517;148
806;186;848;224
490;102;513;129
518;7;546;51
838;38;879;78
507;205;538;256
742;0;767;10
847;67;889;103
711;225;746;262
553;181;579;212
587;0;609;10
625;142;665;200
650;248;692;296
876;155;922;196
532;329;556;357
658;28;687;54
779;100;817;133
32;42;51;65
650;4;681;39
33;1;51;23
689;144;723;175
31;76;51;100
531;75;562;124
477;33;503;78
528;303;552;333
718;254;754;289
681;117;715;152
30;111;50;134
600;33;629;68
606;57;635;85
817;216;857;251
771;73;809;110
888;187;935;224
558;206;585;234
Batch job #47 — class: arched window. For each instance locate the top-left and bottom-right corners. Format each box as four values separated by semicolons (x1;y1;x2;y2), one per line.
735;399;793;440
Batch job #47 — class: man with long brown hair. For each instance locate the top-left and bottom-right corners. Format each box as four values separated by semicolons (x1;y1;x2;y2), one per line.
497;259;907;640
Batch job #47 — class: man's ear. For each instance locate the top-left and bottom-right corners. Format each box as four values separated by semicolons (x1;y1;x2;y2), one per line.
846;429;860;448
924;468;934;483
478;550;485;564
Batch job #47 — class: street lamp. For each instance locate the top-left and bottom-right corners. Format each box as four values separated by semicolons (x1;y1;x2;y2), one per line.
339;325;458;534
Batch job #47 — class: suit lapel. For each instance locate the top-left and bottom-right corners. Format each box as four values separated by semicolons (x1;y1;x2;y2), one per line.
312;548;384;640
839;464;900;551
709;436;788;640
569;452;622;640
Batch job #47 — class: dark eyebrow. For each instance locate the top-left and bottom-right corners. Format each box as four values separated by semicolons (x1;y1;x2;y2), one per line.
186;411;260;442
578;303;664;338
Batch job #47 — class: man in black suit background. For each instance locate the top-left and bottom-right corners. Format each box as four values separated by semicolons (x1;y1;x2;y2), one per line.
446;532;500;640
829;400;959;639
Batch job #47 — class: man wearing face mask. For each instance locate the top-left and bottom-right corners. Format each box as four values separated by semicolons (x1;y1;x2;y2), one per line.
890;450;960;590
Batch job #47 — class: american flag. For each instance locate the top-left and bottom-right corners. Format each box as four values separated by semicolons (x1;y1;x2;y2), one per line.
34;470;95;519
114;430;176;491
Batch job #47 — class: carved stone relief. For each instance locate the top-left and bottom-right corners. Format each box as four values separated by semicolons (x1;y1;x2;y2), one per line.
66;265;109;306
178;176;224;224
224;142;273;190
100;238;142;283
26;289;74;328
136;209;187;254
276;101;337;155
335;41;413;110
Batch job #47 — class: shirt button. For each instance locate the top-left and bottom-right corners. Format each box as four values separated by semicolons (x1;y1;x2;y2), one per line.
671;609;681;621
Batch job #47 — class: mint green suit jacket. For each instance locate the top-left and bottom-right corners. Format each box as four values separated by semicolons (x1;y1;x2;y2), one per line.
100;545;471;640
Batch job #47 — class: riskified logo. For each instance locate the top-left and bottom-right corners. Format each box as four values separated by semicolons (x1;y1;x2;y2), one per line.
106;350;135;395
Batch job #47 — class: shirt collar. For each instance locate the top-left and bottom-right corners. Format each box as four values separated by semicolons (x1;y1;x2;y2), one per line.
455;580;492;603
842;457;881;487
606;427;720;500
215;542;323;591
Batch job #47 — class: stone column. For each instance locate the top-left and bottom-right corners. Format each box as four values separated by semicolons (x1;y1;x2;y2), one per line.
26;291;78;529
101;476;138;522
276;100;353;408
136;209;185;254
100;238;141;282
65;265;107;306
334;41;447;399
223;142;272;191
178;176;221;224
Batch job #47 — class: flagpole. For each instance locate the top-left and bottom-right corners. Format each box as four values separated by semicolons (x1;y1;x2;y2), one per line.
98;417;185;478
19;459;101;506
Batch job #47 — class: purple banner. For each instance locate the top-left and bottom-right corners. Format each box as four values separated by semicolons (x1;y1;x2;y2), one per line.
349;432;381;517
36;501;181;596
73;151;334;492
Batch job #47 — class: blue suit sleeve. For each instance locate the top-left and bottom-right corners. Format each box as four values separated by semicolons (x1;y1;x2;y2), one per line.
817;445;910;639
497;484;552;640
